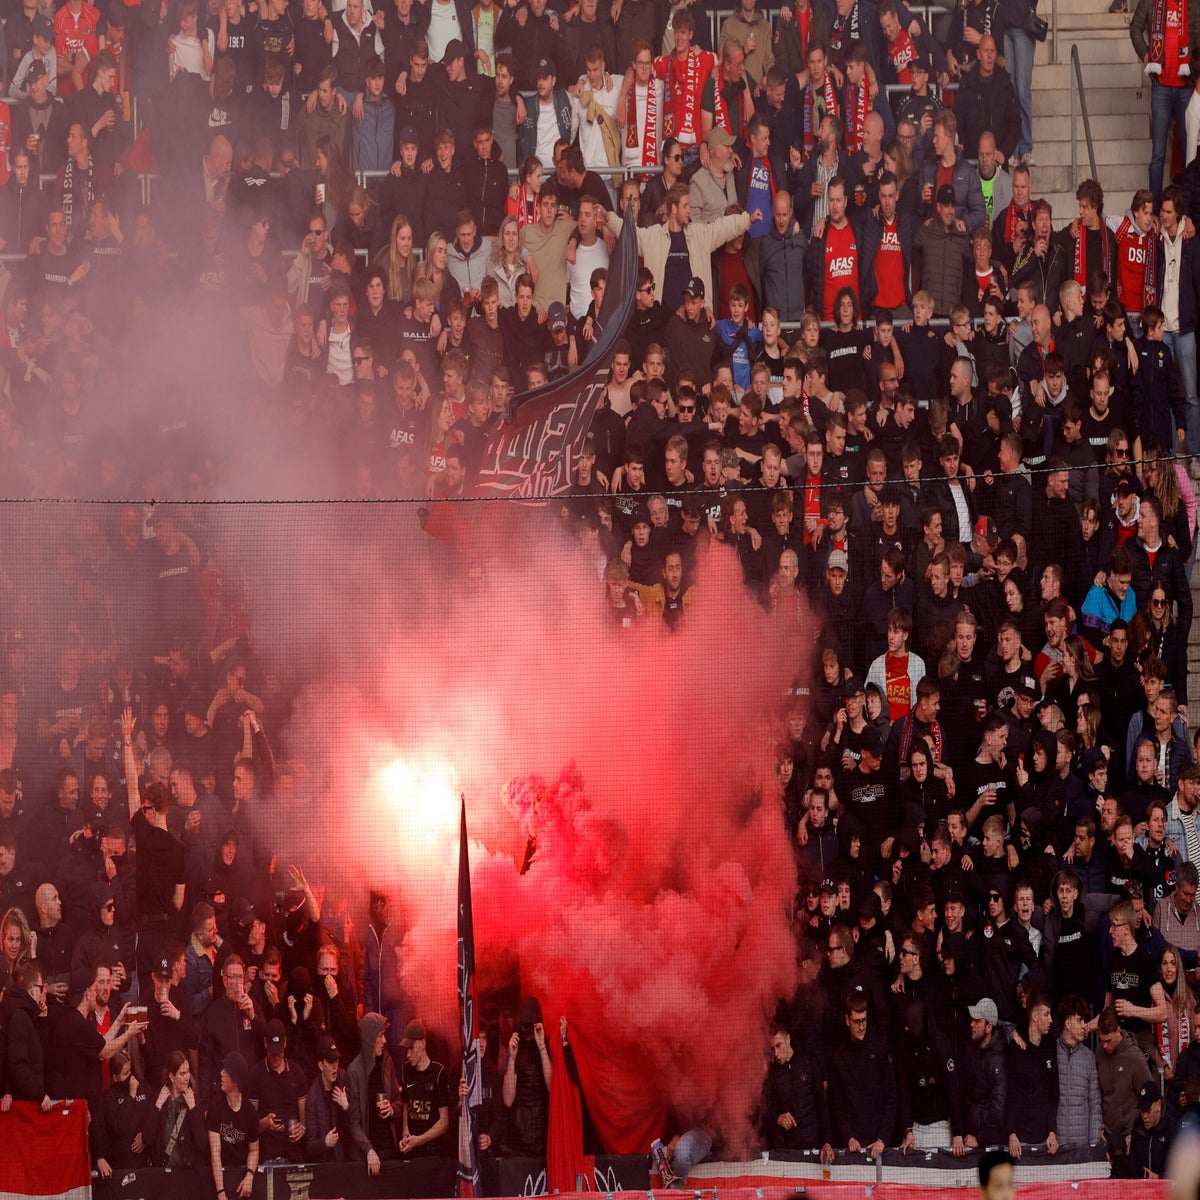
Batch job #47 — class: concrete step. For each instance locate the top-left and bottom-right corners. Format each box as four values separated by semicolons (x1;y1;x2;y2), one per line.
1037;36;1140;65
1034;136;1152;165
1053;11;1131;29
1033;111;1149;142
1033;85;1149;117
1029;60;1148;88
1029;162;1150;192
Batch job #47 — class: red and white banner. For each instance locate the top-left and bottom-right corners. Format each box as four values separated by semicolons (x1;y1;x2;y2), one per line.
0;1100;92;1200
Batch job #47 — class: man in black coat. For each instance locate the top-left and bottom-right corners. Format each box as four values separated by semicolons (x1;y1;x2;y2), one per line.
764;1023;832;1153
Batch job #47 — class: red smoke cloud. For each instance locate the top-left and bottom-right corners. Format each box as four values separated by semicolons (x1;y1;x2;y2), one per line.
259;519;808;1153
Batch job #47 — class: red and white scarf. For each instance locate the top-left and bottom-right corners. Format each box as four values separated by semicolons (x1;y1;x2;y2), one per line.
1158;1006;1192;1072
1116;213;1159;309
659;48;712;142
1003;201;1031;246
842;81;869;153
1148;0;1191;78
1073;223;1112;295
625;78;658;165
711;66;744;138
802;72;839;149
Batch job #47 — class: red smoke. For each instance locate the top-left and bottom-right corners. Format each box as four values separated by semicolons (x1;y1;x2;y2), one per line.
260;518;808;1152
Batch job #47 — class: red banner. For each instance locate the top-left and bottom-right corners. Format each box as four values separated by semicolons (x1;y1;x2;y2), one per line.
0;1100;92;1199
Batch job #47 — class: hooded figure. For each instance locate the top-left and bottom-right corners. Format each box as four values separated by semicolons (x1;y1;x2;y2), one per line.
284;964;325;1080
346;1012;400;1164
69;882;133;1002
507;996;551;1155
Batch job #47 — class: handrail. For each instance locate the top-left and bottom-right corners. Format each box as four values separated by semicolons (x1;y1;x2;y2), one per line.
1069;43;1099;183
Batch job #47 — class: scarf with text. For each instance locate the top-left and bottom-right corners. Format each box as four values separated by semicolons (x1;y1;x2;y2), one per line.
60;154;94;234
1073;223;1112;294
710;66;744;138
802;72;840;148
625;78;659;165
660;48;711;141
842;80;870;153
829;1;861;63
1117;213;1160;309
1158;1006;1191;1072
1148;0;1191;78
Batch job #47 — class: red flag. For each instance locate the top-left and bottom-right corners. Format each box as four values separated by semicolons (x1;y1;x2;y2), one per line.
0;1100;93;1200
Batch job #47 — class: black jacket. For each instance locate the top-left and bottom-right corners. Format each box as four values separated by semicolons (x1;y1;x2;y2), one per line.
764;1051;831;1150
964;1033;1007;1146
462;148;509;237
955;64;1021;161
2;988;45;1102
1005;1028;1059;1143
828;1031;897;1148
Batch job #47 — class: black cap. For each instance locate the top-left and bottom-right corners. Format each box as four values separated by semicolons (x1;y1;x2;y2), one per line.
26;57;47;79
1013;678;1040;700
265;1018;287;1049
317;1035;341;1063
535;57;556;77
841;675;865;697
154;954;173;979
860;892;883;922
1138;1081;1162;1111
30;16;51;40
936;184;957;206
82;806;106;829
397;125;419;146
629;503;651;529
859;726;885;757
443;38;465;62
682;276;705;299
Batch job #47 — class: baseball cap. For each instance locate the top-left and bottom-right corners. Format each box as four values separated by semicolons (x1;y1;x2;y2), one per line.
547;301;568;333
910;56;930;74
154;954;173;979
1013;678;1039;700
82;806;106;830
859;726;884;758
317;1035;341;1063
936;184;957;206
30;17;51;40
841;674;865;697
26;58;47;79
827;549;850;574
1115;474;1139;497
974;515;999;546
968;998;999;1026
681;275;705;300
397;125;419;147
706;126;735;149
222;1052;249;1092
401;1019;427;1047
265;1018;287;1050
443;38;465;62
629;503;651;530
1138;1081;1162;1111
535;57;556;78
860;892;883;922
231;897;257;927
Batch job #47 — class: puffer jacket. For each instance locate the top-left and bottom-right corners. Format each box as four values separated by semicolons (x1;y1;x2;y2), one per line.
1055;1036;1102;1149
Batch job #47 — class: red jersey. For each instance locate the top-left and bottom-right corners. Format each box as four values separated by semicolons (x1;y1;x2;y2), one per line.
874;216;905;308
54;0;102;96
822;219;859;320
1114;215;1154;313
884;653;913;719
886;28;917;84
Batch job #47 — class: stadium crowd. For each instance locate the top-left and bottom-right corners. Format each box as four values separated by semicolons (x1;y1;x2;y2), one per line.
2;0;1200;1187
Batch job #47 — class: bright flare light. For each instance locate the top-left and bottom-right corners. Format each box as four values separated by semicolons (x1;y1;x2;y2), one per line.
376;754;461;859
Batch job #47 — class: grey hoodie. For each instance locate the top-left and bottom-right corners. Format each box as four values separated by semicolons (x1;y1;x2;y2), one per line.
345;1012;401;1159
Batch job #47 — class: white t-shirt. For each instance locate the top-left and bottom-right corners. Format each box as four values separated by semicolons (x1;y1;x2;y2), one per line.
327;326;353;383
567;236;609;319
425;0;463;62
535;99;559;165
573;74;619;170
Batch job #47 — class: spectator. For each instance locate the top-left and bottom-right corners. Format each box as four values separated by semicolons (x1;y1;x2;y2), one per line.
346;1011;402;1174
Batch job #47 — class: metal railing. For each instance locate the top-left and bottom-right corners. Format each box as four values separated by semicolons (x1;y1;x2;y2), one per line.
1069;42;1099;185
